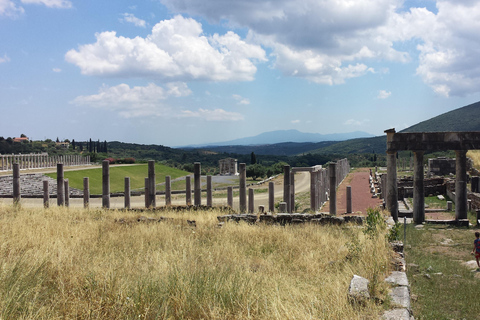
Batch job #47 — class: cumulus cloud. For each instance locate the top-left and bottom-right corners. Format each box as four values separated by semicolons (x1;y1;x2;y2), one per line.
52;67;61;72
377;90;391;99
161;0;480;95
291;119;300;124
21;0;72;8
0;0;24;17
70;82;191;118
70;82;241;121
161;0;405;84
232;94;250;105
65;15;266;81
411;1;480;96
120;13;146;28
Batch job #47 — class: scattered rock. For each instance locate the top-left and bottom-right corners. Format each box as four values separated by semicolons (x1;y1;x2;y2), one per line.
348;275;370;304
440;238;454;246
462;260;479;270
382;308;411;320
424;273;431;279
407;263;420;273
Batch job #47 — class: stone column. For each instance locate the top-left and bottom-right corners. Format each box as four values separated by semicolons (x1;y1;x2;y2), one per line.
317;171;322;210
268;181;274;213
248;188;254;213
413;151;425;224
310;171;316;210
194;162;201;206
57;163;64;206
43;180;49;208
125;177;131;209
13;163;20;205
148;160;156;208
386;151;398;222
227;186;233;208
83;177;89;208
455;150;468;220
102;160;110;209
165;176;171;206
145;178;149;208
472;176;479;193
290;171;295;213
329;163;337;215
346;185;352;214
64;179;70;207
206;175;212;207
239;163;247;213
283;165;291;213
186;176;191;206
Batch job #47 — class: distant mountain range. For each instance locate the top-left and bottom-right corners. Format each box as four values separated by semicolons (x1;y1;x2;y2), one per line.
182;100;480;156
181;130;374;148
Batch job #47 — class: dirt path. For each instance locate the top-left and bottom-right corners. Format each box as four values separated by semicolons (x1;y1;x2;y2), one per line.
324;168;382;215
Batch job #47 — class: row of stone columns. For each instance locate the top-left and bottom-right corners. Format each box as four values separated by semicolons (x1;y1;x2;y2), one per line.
386;149;469;223
1;154;90;171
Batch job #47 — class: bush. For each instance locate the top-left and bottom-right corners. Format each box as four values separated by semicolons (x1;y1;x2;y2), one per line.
104;157;116;164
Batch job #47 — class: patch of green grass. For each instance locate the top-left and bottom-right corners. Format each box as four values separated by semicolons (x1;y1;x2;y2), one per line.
46;164;190;194
404;224;480;319
424;195;452;210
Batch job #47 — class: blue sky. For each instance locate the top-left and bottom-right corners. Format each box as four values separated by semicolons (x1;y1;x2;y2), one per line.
1;0;480;146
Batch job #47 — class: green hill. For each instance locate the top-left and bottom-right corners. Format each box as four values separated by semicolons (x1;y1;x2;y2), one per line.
402;101;480;132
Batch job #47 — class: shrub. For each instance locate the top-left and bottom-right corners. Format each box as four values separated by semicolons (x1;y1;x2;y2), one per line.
104;157;116;164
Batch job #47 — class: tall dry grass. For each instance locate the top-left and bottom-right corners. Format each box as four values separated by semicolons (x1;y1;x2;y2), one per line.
0;204;392;319
468;150;480;170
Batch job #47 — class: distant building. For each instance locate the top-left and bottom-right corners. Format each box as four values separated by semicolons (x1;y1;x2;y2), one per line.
219;158;238;175
56;142;70;149
428;157;455;176
13;137;29;143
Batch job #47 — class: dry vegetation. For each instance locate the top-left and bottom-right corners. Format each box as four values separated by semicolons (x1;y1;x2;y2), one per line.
0;205;392;319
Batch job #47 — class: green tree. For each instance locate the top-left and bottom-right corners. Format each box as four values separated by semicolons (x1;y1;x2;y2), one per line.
246;164;266;181
250;152;257;164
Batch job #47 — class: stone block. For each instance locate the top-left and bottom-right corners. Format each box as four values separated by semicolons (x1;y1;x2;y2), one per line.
385;271;409;287
382;309;411;320
348;275;370;303
390;286;410;309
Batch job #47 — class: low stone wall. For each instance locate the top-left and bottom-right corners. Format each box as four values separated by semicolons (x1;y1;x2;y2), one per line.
217;213;364;226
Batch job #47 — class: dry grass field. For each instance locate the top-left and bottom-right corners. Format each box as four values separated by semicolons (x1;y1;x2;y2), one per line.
0;205;393;319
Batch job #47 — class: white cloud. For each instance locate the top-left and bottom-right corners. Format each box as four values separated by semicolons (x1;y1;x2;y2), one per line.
120;13;146;28
412;1;480;96
21;0;72;8
180;108;244;121
0;54;10;63
70;82;241;121
377;90;391;99
160;0;480;95
291;119;300;124
162;0;404;84
52;67;61;72
344;119;370;126
0;0;24;17
232;94;250;105
65;15;266;82
70;82;191;118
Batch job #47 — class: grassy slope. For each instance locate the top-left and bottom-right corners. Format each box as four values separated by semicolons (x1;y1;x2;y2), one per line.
402;101;480;132
0;205;392;319
46;164;190;194
405;220;480;319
